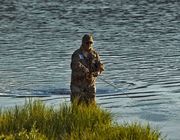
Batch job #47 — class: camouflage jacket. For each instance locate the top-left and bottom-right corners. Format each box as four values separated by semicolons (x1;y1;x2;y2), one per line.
70;48;103;88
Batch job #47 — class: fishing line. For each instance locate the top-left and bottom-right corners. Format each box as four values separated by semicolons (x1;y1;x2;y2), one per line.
95;44;135;100
98;76;134;100
99;75;177;131
96;45;172;135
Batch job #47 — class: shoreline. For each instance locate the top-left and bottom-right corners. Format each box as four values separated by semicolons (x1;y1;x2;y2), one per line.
0;95;179;139
0;99;162;139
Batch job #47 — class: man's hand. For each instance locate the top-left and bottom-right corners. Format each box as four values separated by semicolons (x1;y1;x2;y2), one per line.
86;72;93;80
92;71;100;77
86;72;99;79
99;63;104;74
91;61;104;73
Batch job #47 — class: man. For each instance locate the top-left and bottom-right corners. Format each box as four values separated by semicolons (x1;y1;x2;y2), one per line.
70;34;104;105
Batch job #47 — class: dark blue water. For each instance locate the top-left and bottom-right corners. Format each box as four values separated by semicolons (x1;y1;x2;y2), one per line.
0;0;180;139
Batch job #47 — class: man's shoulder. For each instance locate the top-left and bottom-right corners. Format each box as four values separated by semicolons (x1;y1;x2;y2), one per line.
73;49;81;55
72;49;83;59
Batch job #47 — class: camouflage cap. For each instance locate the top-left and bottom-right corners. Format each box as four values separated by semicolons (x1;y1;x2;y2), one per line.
82;34;93;45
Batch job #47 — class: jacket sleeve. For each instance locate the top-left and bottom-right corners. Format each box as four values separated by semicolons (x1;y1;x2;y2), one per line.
94;52;104;73
71;52;89;74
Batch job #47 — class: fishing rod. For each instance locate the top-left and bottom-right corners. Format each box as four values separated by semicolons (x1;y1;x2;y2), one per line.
98;76;133;99
95;46;136;99
99;75;173;132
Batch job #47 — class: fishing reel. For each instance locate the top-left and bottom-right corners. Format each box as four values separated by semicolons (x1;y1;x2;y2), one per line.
91;60;104;73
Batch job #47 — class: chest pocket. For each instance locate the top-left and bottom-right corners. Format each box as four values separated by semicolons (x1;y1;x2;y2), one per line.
79;53;89;68
79;54;84;60
79;52;99;71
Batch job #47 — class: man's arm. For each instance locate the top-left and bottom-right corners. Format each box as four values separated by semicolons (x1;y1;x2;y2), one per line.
91;52;104;77
71;53;89;75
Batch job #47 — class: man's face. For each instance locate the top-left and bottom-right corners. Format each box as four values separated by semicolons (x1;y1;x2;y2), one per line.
84;39;93;51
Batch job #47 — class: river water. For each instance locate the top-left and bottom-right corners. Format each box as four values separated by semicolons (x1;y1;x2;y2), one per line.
0;0;180;139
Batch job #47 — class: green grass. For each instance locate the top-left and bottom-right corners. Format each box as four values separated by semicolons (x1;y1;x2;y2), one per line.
0;100;163;140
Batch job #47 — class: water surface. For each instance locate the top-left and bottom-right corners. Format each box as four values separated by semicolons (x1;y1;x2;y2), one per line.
0;0;180;139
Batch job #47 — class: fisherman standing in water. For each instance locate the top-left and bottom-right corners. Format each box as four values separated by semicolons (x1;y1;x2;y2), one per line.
70;34;104;105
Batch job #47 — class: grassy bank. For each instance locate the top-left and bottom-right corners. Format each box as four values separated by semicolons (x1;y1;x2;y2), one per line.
0;100;162;140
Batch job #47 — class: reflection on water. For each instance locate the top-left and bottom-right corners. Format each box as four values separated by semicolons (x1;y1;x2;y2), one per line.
0;0;180;139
